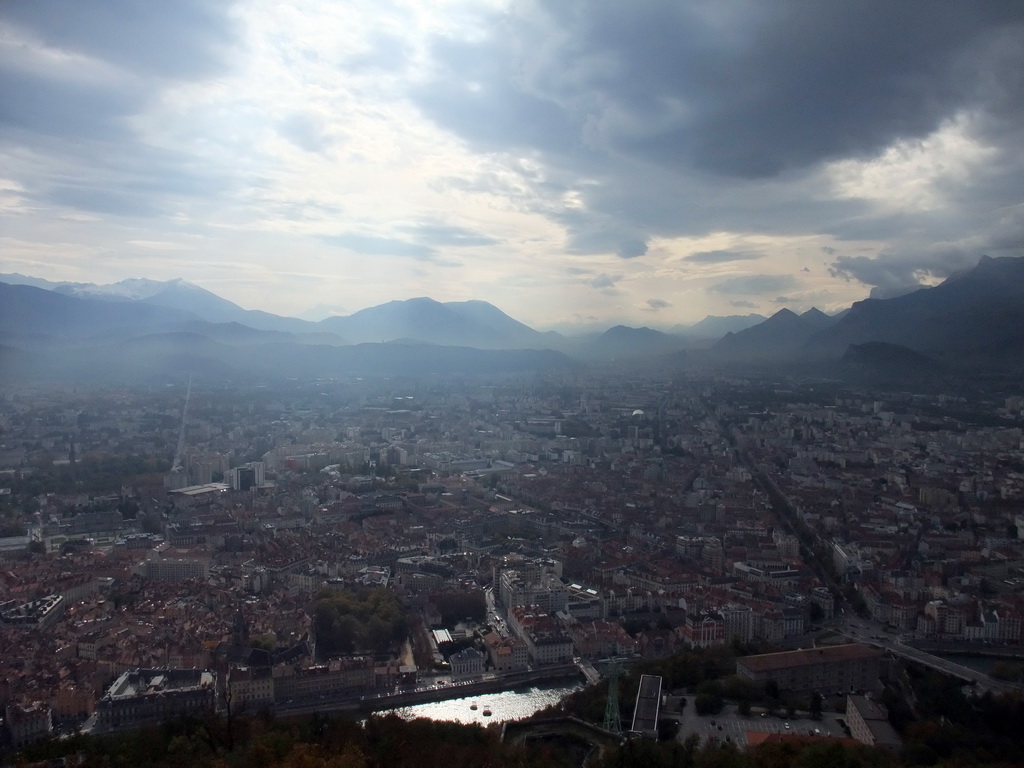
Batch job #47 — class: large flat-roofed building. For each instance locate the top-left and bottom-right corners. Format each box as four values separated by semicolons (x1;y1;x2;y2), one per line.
271;657;375;701
97;669;216;732
736;643;882;696
142;556;209;583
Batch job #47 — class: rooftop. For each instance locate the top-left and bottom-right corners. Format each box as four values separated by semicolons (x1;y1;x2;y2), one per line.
738;643;882;673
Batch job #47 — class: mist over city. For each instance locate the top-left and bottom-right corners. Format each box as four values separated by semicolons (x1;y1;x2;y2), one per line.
2;2;1024;767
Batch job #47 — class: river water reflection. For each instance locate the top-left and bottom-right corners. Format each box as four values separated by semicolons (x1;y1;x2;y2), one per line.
383;680;584;725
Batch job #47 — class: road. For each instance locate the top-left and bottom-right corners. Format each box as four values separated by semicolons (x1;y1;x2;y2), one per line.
838;619;1023;696
485;585;509;637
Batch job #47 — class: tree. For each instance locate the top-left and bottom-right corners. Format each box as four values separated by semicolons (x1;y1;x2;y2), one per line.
695;693;724;716
657;718;680;741
737;699;751;717
720;675;758;703
809;691;822;720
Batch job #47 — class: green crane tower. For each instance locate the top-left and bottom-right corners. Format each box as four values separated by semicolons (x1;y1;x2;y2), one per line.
601;657;624;735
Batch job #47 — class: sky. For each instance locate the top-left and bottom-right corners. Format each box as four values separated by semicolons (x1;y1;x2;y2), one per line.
1;1;1023;331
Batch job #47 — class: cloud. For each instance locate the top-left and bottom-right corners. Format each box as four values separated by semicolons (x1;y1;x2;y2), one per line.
321;233;436;261
686;249;763;264
0;0;241;222
400;223;499;248
415;2;1024;178
410;35;579;156
3;1;1024;329
405;1;1024;303
278;112;333;153
868;285;925;300
709;274;797;295
0;1;238;79
617;239;648;259
645;298;671;310
828;246;975;292
590;273;620;289
45;186;162;218
342;31;411;73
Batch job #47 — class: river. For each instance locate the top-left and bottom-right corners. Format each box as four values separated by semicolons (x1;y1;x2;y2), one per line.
382;680;584;725
931;654;1007;675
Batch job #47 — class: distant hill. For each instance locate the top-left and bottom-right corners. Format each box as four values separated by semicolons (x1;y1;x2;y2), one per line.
673;314;767;338
0;275;565;350
319;297;558;349
0;282;575;383
0;273;327;334
62;276;318;334
579;325;688;360
706;307;840;364
0;281;201;340
12;255;1024;379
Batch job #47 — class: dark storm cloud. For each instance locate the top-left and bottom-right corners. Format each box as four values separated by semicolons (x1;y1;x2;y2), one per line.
709;274;796;296
410;0;1024;285
645;298;670;310
416;1;1024;177
686;250;762;264
321;233;437;261
829;248;976;294
411;36;579;155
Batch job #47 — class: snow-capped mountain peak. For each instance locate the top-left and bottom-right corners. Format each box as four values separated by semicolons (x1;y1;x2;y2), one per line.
66;277;196;300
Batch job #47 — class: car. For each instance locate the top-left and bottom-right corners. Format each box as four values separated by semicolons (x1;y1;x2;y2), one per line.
784;723;790;729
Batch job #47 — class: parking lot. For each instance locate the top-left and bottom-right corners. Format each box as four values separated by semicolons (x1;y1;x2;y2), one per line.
668;698;851;748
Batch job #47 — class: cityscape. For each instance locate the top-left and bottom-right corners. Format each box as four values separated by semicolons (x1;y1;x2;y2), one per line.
3;1;1024;765
1;362;1023;762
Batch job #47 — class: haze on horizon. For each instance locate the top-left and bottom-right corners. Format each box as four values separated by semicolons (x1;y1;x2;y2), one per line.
1;1;1023;331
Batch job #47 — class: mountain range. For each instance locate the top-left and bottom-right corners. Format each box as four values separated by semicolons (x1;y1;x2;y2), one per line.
697;256;1024;377
3;255;1024;383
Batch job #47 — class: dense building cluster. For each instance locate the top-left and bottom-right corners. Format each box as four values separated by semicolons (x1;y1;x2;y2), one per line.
1;373;1022;747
